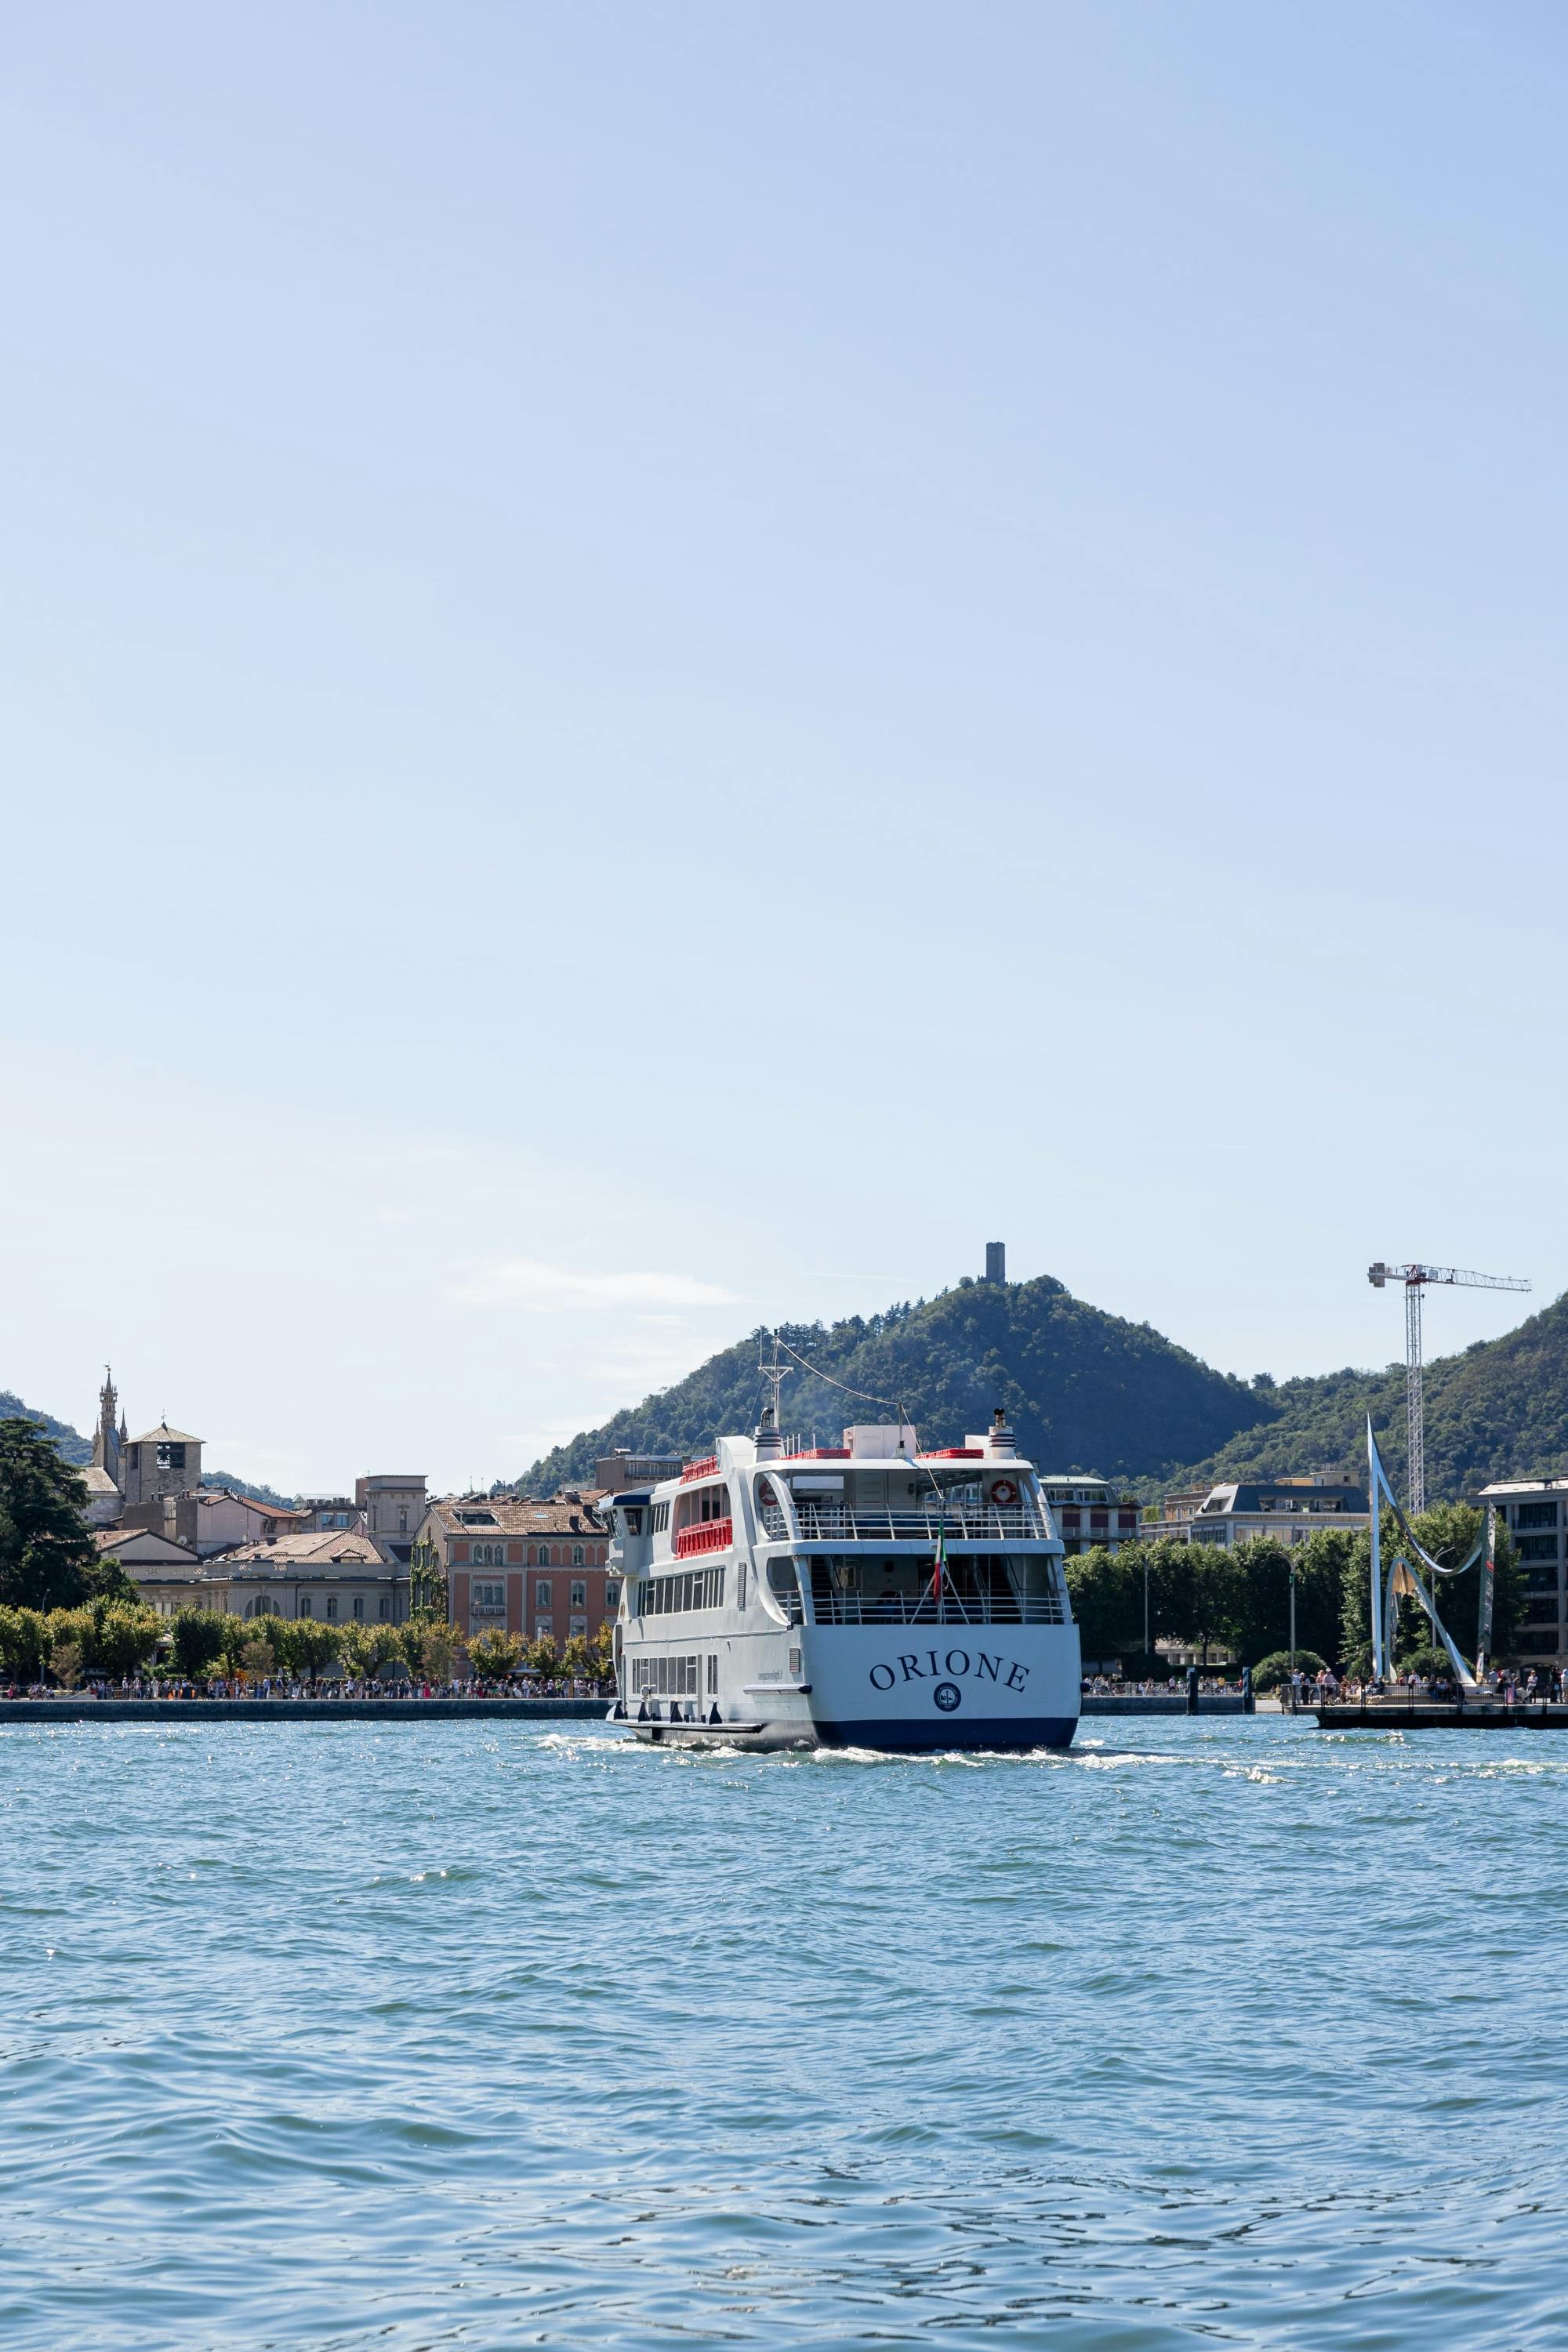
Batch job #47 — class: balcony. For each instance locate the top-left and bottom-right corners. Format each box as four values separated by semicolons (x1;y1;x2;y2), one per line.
674;1517;733;1559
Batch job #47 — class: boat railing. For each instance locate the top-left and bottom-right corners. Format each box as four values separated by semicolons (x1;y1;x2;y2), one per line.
758;1501;1049;1544
806;1591;1065;1627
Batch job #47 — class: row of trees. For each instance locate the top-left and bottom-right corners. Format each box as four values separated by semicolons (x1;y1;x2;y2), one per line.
0;1596;617;1690
1065;1504;1521;1675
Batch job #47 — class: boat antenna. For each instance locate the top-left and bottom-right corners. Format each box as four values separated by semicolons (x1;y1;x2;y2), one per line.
757;1334;789;1430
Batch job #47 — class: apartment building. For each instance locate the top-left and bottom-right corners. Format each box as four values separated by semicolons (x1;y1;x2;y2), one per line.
1040;1475;1143;1555
411;1495;615;1645
1476;1476;1568;1661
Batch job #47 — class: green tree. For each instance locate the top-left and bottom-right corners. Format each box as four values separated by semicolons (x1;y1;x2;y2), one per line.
0;1605;49;1682
169;1607;226;1680
559;1633;593;1682
526;1633;561;1679
1064;1547;1139;1662
470;1628;523;1680
241;1635;276;1679
83;1601;162;1679
0;1418;115;1610
273;1619;339;1679
418;1623;458;1683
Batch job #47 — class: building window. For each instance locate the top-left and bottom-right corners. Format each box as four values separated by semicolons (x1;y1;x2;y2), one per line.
535;1616;553;1638
326;1596;338;1621
1517;1535;1559;1563
156;1442;186;1472
398;1508;408;1533
473;1582;504;1612
1516;1502;1560;1531
300;1595;313;1617
605;1580;622;1610
572;1544;584;1566
535;1579;552;1607
570;1616;586;1636
571;1579;586;1608
353;1595;365;1620
536;1543;552;1566
379;1595;391;1619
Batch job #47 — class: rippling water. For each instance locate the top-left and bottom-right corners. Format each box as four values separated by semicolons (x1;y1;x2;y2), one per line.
2;1715;1563;2348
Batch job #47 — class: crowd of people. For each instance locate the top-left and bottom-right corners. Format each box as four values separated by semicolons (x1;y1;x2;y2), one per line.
2;1671;613;1702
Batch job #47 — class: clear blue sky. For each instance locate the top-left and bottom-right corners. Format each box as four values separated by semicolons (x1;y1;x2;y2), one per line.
2;2;1563;1492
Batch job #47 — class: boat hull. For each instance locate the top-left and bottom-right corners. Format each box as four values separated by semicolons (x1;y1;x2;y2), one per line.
797;1621;1080;1753
811;1714;1077;1752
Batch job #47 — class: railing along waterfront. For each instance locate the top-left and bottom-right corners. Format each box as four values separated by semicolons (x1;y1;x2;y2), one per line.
758;1501;1048;1544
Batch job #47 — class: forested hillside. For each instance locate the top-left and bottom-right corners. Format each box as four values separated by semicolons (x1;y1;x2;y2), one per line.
0;1391;91;1465
522;1276;1273;1490
1171;1293;1568;1498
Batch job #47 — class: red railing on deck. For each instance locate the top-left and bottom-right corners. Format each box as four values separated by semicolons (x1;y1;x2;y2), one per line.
681;1455;719;1483
921;1447;983;1459
779;1447;849;1461
674;1517;732;1558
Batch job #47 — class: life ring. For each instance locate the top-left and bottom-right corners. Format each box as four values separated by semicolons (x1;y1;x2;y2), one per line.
989;1477;1019;1508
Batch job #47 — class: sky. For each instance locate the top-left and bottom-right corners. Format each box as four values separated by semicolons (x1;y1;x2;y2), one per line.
2;1;1565;1494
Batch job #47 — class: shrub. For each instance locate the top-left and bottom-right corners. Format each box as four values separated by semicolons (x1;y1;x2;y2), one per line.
1251;1649;1327;1693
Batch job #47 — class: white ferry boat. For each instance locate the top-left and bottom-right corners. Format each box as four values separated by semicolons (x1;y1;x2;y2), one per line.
604;1403;1080;1751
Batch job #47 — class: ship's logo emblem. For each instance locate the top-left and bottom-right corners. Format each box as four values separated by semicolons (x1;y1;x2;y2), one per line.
933;1681;962;1712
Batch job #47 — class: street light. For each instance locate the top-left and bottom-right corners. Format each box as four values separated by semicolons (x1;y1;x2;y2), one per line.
1288;1551;1298;1708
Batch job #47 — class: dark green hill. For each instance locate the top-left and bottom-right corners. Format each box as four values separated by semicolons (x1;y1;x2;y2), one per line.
1172;1292;1568;1498
0;1391;91;1465
521;1276;1275;1490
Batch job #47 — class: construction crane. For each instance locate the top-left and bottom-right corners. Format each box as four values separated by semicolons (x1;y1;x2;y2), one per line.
1367;1263;1530;1513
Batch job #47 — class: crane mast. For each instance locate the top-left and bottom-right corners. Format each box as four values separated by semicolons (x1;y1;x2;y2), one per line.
1367;1263;1530;1513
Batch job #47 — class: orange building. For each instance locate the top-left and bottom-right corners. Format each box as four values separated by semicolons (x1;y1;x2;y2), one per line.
411;1494;616;1645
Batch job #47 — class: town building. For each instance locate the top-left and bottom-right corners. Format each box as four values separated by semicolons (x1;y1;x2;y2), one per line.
122;1486;308;1555
1476;1476;1568;1661
1145;1485;1212;1541
211;1530;408;1624
595;1449;684;1492
94;1526;208;1615
1186;1475;1370;1548
411;1494;615;1645
1040;1475;1143;1555
356;1474;427;1563
296;1496;364;1532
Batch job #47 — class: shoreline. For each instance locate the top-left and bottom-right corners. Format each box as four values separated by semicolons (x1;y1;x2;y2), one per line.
0;1697;611;1724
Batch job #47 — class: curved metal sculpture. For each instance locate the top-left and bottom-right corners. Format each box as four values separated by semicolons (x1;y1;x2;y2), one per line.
1367;1417;1480;1686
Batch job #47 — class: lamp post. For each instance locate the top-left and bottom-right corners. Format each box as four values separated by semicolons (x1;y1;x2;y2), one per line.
1143;1551;1150;1668
1288;1552;1298;1708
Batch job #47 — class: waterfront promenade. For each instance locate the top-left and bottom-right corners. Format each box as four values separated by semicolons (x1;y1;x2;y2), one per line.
0;1696;608;1723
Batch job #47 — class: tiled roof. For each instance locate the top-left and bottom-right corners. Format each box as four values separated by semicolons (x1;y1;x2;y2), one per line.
424;1496;609;1537
128;1423;202;1446
93;1526;197;1566
215;1530;390;1571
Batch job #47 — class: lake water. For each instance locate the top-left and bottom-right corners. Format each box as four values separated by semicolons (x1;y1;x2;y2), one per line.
2;1713;1563;2350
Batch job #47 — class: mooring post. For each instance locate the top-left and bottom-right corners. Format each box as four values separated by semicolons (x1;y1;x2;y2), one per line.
1241;1664;1254;1715
1186;1664;1199;1715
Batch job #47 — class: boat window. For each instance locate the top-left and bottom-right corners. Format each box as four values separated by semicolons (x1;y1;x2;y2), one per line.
737;1563;747;1610
651;1501;670;1533
620;1508;643;1536
707;1655;717;1694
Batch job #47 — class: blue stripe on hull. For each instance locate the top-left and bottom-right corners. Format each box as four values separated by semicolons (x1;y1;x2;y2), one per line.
812;1715;1079;1754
